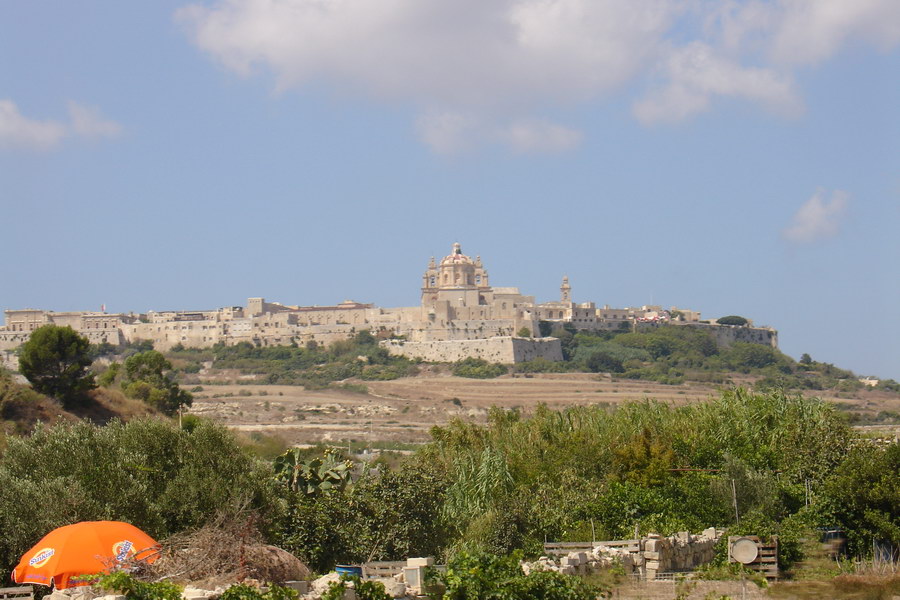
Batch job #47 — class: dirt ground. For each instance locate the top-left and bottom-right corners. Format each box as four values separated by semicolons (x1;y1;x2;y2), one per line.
187;369;900;447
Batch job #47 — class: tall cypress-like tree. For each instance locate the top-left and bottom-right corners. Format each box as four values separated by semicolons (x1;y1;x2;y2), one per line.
18;325;95;408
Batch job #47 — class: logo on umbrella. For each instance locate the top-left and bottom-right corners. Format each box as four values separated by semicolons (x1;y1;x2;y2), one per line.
112;540;134;562
28;548;55;568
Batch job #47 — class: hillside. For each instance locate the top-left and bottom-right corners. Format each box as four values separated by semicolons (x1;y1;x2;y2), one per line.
0;370;159;441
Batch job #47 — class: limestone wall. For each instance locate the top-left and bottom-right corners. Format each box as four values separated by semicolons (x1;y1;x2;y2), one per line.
380;336;562;364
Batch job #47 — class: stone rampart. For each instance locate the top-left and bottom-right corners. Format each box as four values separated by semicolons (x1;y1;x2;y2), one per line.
380;336;562;364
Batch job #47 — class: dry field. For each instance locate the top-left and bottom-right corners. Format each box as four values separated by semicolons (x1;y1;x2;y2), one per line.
187;368;900;446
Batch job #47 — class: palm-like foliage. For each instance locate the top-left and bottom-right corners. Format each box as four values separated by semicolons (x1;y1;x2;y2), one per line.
273;448;353;495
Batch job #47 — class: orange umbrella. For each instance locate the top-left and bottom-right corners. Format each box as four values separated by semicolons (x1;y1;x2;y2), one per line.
12;521;159;589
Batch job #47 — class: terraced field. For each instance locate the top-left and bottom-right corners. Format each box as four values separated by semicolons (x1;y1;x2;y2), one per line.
187;369;899;446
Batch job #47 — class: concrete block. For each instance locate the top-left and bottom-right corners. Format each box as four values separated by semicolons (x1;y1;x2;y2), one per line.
403;566;426;593
406;556;434;567
283;581;309;594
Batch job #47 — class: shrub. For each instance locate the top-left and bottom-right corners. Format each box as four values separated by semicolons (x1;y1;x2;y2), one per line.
0;419;277;583
96;572;183;600
585;351;624;373
452;358;507;379
441;550;600;600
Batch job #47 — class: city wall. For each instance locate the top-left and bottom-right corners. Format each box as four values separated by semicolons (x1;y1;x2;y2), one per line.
380;336;563;364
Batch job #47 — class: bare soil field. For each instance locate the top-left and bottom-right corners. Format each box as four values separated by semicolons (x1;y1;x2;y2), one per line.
187;368;900;446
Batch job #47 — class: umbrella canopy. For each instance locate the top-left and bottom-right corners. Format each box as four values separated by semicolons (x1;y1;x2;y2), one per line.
12;521;159;589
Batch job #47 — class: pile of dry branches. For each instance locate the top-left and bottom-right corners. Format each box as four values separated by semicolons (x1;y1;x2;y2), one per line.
126;511;309;587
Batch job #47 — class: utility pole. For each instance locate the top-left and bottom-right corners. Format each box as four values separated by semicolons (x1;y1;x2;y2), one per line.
732;479;740;524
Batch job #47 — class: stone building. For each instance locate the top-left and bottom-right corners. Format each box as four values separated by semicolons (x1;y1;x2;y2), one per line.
0;243;777;364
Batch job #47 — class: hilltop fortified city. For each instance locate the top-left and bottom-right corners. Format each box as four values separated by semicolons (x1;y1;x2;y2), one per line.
1;243;776;366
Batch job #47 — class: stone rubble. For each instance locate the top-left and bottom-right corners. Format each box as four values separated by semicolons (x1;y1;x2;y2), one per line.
62;531;722;600
523;528;722;581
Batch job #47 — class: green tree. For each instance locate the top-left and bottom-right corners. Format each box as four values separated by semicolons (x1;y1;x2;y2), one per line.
516;327;532;338
123;350;192;415
821;442;900;555
585;351;624;373
18;325;95;409
717;315;749;326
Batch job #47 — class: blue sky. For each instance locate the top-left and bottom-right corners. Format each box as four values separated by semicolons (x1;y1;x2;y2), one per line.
1;1;898;379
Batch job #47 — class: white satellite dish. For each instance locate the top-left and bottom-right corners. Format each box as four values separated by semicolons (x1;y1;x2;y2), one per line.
731;537;759;564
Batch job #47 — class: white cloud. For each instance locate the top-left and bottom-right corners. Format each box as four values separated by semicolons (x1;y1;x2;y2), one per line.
770;0;900;66
633;41;802;124
178;0;676;108
68;102;123;139
499;119;582;153
0;99;122;152
416;111;582;154
782;189;849;244
415;111;475;155
0;100;67;150
177;0;900;150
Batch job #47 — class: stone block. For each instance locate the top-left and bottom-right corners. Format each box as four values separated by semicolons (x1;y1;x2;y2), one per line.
406;556;434;567
645;539;659;552
370;578;406;598
559;566;576;576
643;551;660;560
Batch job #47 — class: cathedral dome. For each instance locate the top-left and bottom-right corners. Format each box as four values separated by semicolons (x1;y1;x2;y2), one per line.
440;242;473;266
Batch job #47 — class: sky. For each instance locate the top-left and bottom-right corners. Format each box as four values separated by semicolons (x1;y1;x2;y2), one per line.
1;1;898;380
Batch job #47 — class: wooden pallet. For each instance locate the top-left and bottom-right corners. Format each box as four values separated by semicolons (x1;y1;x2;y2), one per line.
728;535;779;580
0;587;33;600
361;561;406;579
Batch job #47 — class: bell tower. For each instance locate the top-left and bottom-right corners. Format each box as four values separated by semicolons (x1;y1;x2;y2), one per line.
560;276;571;303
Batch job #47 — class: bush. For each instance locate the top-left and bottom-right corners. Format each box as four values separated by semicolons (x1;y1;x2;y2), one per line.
452;358;507;379
585;351;624;373
96;572;183;600
514;358;569;374
441;550;600;600
0;419;277;583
